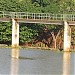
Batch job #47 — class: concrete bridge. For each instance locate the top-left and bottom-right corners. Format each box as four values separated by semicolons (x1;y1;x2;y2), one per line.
0;11;75;58
0;11;75;25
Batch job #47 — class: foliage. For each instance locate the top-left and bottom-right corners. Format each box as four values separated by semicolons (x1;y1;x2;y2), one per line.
0;22;12;45
0;0;75;45
19;23;38;43
19;23;46;44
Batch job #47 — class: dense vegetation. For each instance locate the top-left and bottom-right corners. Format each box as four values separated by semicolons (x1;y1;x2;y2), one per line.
0;0;75;49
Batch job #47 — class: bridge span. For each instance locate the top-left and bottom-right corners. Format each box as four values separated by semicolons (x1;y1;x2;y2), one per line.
0;11;74;58
0;11;75;25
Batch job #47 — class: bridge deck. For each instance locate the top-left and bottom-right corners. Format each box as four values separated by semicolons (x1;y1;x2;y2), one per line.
0;11;75;25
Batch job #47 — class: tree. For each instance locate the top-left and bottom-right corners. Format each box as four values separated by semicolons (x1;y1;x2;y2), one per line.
0;0;75;47
59;0;75;13
0;22;12;45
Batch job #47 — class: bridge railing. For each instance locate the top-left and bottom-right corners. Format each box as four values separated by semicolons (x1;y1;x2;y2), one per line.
0;11;75;21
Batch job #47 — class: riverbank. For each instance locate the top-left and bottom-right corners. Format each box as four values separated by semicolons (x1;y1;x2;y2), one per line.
0;44;8;47
0;44;75;52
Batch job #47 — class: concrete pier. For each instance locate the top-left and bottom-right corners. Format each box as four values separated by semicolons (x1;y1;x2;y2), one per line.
11;19;19;59
12;19;19;48
64;21;71;51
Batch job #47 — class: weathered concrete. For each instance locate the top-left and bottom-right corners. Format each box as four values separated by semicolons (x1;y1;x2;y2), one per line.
64;21;71;51
12;19;19;59
12;19;19;48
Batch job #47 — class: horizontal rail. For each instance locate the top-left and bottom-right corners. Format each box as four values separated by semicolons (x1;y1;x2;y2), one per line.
0;11;75;21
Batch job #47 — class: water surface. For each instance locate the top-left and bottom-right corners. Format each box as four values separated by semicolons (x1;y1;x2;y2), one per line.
0;48;74;75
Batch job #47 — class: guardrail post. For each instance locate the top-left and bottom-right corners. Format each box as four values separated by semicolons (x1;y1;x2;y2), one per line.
64;21;71;51
12;19;19;48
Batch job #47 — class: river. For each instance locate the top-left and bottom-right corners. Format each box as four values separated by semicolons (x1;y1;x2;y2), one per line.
0;48;74;75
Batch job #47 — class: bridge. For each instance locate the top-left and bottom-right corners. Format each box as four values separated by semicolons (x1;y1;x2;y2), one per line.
0;11;74;58
0;11;75;25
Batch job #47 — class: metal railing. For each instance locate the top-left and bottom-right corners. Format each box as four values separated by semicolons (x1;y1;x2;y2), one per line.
0;11;75;21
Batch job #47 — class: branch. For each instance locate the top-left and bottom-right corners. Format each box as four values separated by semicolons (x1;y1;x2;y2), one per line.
56;30;60;39
51;32;55;40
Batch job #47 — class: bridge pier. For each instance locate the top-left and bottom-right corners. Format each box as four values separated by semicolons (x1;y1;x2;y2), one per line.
12;19;19;59
12;19;19;48
64;21;71;51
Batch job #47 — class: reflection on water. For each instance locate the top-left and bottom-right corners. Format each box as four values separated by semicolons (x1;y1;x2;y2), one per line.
11;48;19;59
74;53;75;75
11;48;19;75
63;52;71;75
10;58;19;75
0;48;74;74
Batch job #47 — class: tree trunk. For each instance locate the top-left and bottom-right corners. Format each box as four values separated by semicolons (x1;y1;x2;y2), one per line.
54;39;57;49
51;30;60;49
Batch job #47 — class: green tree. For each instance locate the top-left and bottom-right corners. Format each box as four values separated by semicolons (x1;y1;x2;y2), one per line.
59;0;75;13
0;22;12;45
0;0;75;46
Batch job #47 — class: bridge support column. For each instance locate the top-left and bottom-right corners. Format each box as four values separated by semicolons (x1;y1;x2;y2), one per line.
12;19;19;48
64;21;71;51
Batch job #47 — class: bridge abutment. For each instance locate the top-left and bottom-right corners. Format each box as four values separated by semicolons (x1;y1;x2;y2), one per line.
12;19;19;48
64;21;71;51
